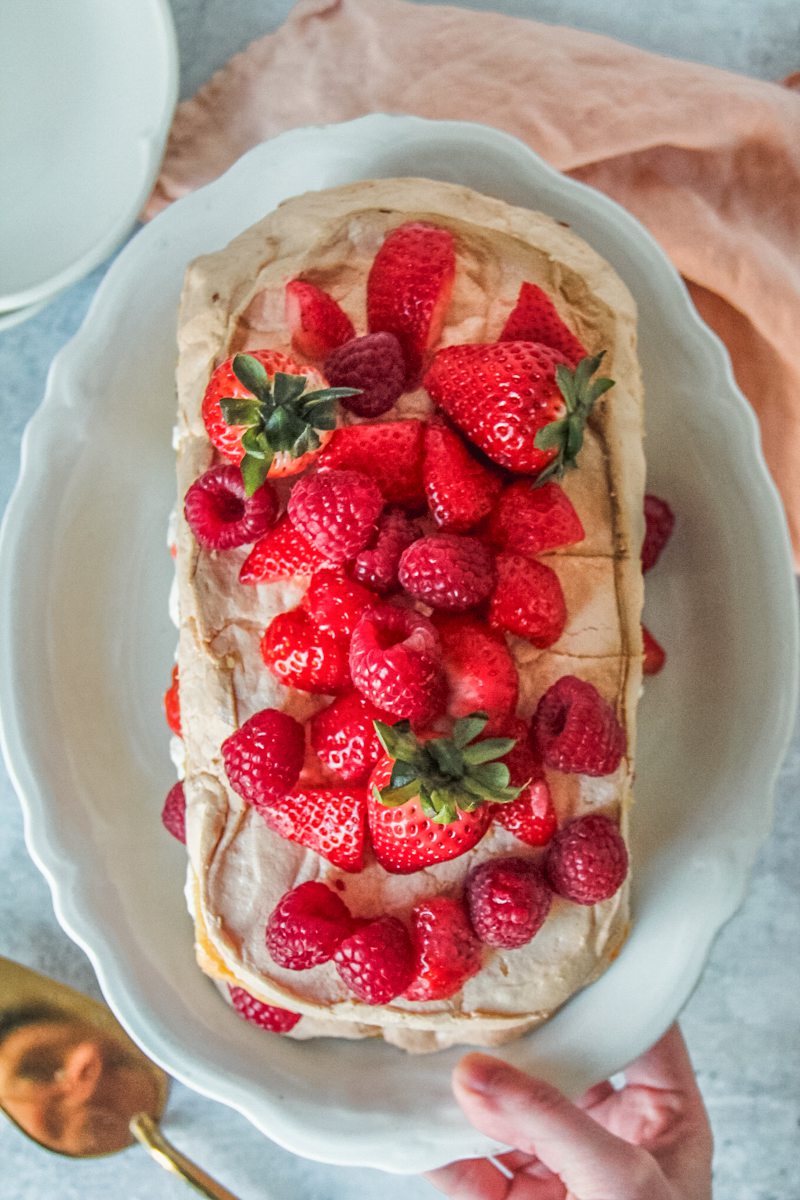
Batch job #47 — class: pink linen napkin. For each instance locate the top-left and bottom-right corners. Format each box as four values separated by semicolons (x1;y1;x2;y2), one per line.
146;0;800;565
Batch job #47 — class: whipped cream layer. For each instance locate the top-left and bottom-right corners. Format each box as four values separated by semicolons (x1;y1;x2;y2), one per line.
173;178;644;1051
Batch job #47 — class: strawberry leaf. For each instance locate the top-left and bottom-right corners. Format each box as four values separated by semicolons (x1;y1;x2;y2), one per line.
232;354;272;402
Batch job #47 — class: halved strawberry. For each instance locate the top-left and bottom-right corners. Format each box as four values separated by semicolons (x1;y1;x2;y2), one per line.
434;614;519;735
489;719;557;847
310;691;391;784
316;420;426;507
164;664;181;737
489;553;567;648
486;480;585;557
239;515;331;585
500;282;587;367
201;350;358;493
424;342;613;481
403;896;483;1002
642;624;666;675
303;569;377;640
422;421;503;532
367;222;455;381
260;784;366;873
260;608;351;694
285;279;355;360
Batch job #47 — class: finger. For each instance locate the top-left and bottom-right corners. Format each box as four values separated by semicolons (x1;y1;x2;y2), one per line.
576;1081;615;1110
623;1025;703;1099
452;1053;667;1200
425;1156;512;1199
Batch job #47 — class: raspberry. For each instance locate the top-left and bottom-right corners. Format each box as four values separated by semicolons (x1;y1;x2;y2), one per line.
324;332;406;417
466;856;552;948
310;691;390;783
488;553;567;648
163;664;181;737
303;569;376;640
228;985;301;1033
352;507;420;594
161;781;186;844
398;534;496;611
333;916;415;1004
545;813;628;904
404;896;483;1001
260;608;351;694
642;494;675;572
222;708;306;809
266;881;354;970
486;480;585;557
184;464;279;551
349;604;446;725
533;675;626;776
287;468;383;564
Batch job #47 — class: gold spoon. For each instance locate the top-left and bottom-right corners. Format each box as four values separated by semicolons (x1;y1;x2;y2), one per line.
0;956;241;1198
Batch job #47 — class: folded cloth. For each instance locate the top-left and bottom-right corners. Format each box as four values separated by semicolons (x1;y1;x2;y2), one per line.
147;0;800;566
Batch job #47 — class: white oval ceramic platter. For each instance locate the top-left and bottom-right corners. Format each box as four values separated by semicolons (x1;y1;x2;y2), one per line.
0;117;797;1174
0;0;177;312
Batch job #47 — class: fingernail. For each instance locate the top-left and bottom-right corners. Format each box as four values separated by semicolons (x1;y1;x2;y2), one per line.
455;1054;513;1096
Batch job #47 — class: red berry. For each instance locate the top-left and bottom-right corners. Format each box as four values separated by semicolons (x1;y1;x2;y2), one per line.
642;494;675;572
261;785;367;873
488;553;567;648
533;675;626;776
184;464;279;551
161;781;186;844
435;614;519;735
642;624;666;675
398;534;496;612
221;708;306;807
465;856;552;948
239;515;331;585
349;604;446;725
164;664;181;737
324;332;406;417
486;480;585;557
285;279;355;359
545;813;628;904
490;719;557;847
352;507;420;594
228;985;301;1033
316;420;426;507
422;421;502;532
367;222;456;380
303;569;376;640
260;608;351;694
333;916;415;1004
266;881;354;970
288;468;383;565
367;756;491;874
310;691;390;783
499;282;587;367
404;896;483;1001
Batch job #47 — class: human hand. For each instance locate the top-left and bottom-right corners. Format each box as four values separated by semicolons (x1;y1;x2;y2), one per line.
425;1024;712;1199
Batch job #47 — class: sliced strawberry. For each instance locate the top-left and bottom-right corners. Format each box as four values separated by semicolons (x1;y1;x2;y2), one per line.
316;420;426;507
422;421;503;532
642;624;666;675
500;282;587;367
310;691;391;783
261;785;366;873
403;896;483;1001
285;279;355;360
303;569;377;641
434;614;519;735
164;664;181;737
489;553;567;648
260;608;351;694
489;719;557;847
486;480;585;557
367;222;456;381
239;516;331;585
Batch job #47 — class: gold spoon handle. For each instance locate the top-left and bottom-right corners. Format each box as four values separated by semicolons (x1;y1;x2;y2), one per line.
129;1112;243;1200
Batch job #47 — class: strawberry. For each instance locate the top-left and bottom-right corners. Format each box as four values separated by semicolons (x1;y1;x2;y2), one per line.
201;350;359;493
222;708;306;807
163;664;181;737
545;813;628;904
486;479;585;557
424;342;613;481
642;494;675;572
397;533;496;611
161;781;186;844
533;675;626;776
434;614;519;735
303;569;377;641
489;719;557;848
183;464;279;550
310;691;391;783
349;605;446;726
488;553;567;648
333;916;415;1004
239;515;330;585
261;784;367;873
403;896;483;1002
324;332;406;418
366;221;456;380
285;279;355;359
260;608;351;694
642;624;666;675
351;507;421;594
465;856;552;948
500;282;587;367
422;421;503;532
228;985;301;1033
266;881;354;969
316;420;426;507
287;468;384;565
367;715;522;874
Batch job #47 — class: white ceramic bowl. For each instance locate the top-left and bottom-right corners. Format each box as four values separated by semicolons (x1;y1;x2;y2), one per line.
0;116;797;1174
0;0;177;312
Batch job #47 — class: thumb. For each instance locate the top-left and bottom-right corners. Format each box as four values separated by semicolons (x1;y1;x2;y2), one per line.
453;1054;666;1200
